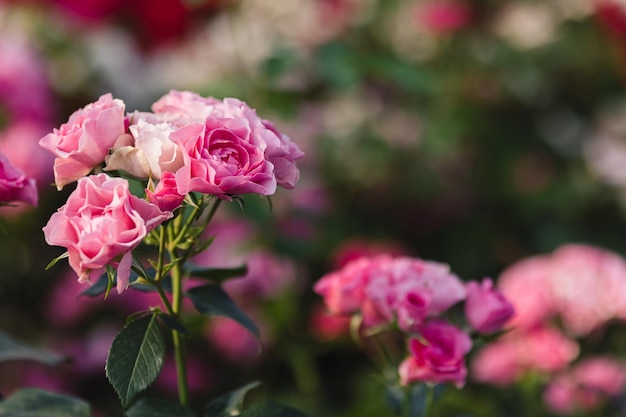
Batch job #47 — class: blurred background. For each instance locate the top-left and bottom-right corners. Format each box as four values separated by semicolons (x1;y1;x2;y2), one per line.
2;0;626;416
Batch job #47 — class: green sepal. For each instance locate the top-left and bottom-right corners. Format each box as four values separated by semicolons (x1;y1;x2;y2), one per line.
45;252;69;270
204;381;261;417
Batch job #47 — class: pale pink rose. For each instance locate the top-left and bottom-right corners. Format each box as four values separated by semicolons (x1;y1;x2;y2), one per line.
549;244;626;336
544;357;626;414
172;120;277;198
42;174;171;292
472;325;579;386
414;0;471;35
105;117;185;179
465;278;515;334
471;338;525;385
39;94;126;189
521;326;579;373
0;150;38;206
153;91;303;190
498;255;556;329
399;319;472;387
146;171;184;212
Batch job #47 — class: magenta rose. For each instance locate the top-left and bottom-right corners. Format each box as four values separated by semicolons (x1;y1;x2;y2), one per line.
465;278;515;334
39;94;126;189
0;151;38;206
172;120;277;198
147;171;184;212
399;319;472;387
43;174;171;293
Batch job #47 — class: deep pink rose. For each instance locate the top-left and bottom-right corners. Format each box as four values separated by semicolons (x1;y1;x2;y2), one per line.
147;171;184;212
153;91;303;190
414;0;471;35
465;278;515;334
399;319;472;387
172;121;277;198
0;151;38;206
42;174;171;292
39;94;126;189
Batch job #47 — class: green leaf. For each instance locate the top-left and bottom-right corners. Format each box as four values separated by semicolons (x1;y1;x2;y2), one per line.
239;401;310;417
45;252;69;270
184;264;247;283
106;314;166;408
156;312;188;335
0;331;65;366
187;284;259;338
204;381;261;417
126;398;196;417
0;388;90;417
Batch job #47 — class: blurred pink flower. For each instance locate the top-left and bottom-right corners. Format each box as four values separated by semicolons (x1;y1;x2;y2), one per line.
544;357;626;414
464;278;514;334
0;122;54;186
399;319;472;387
0;150;38;206
472;325;579;385
308;303;351;341
315;255;466;332
205;316;265;364
414;0;471;36
331;239;407;269
498;255;556;330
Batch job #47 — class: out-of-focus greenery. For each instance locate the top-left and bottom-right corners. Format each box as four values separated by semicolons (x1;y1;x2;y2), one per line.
2;0;626;416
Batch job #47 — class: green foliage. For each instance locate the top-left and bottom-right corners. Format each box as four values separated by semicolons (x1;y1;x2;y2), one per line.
0;331;65;366
187;284;259;338
126;398;196;417
105;313;166;408
183;264;248;283
0;388;90;417
205;381;261;417
238;401;310;417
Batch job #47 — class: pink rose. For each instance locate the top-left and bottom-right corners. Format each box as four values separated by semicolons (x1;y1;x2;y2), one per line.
399;319;472;387
465;278;515;334
153;91;303;190
39;94;126;189
172;120;277;198
42;174;171;293
147;171;184;212
314;256;373;316
414;0;471;36
363;256;466;331
544;357;626;414
0;150;38;206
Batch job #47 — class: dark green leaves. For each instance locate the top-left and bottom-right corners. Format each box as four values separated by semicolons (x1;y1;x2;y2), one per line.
188;284;259;338
0;388;90;417
205;381;261;417
0;331;65;366
239;401;310;417
106;313;166;408
126;398;196;417
184;264;247;283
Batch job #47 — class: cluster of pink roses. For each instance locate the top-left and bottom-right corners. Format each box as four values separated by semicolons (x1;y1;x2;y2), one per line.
39;91;303;292
314;254;514;387
472;244;626;414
